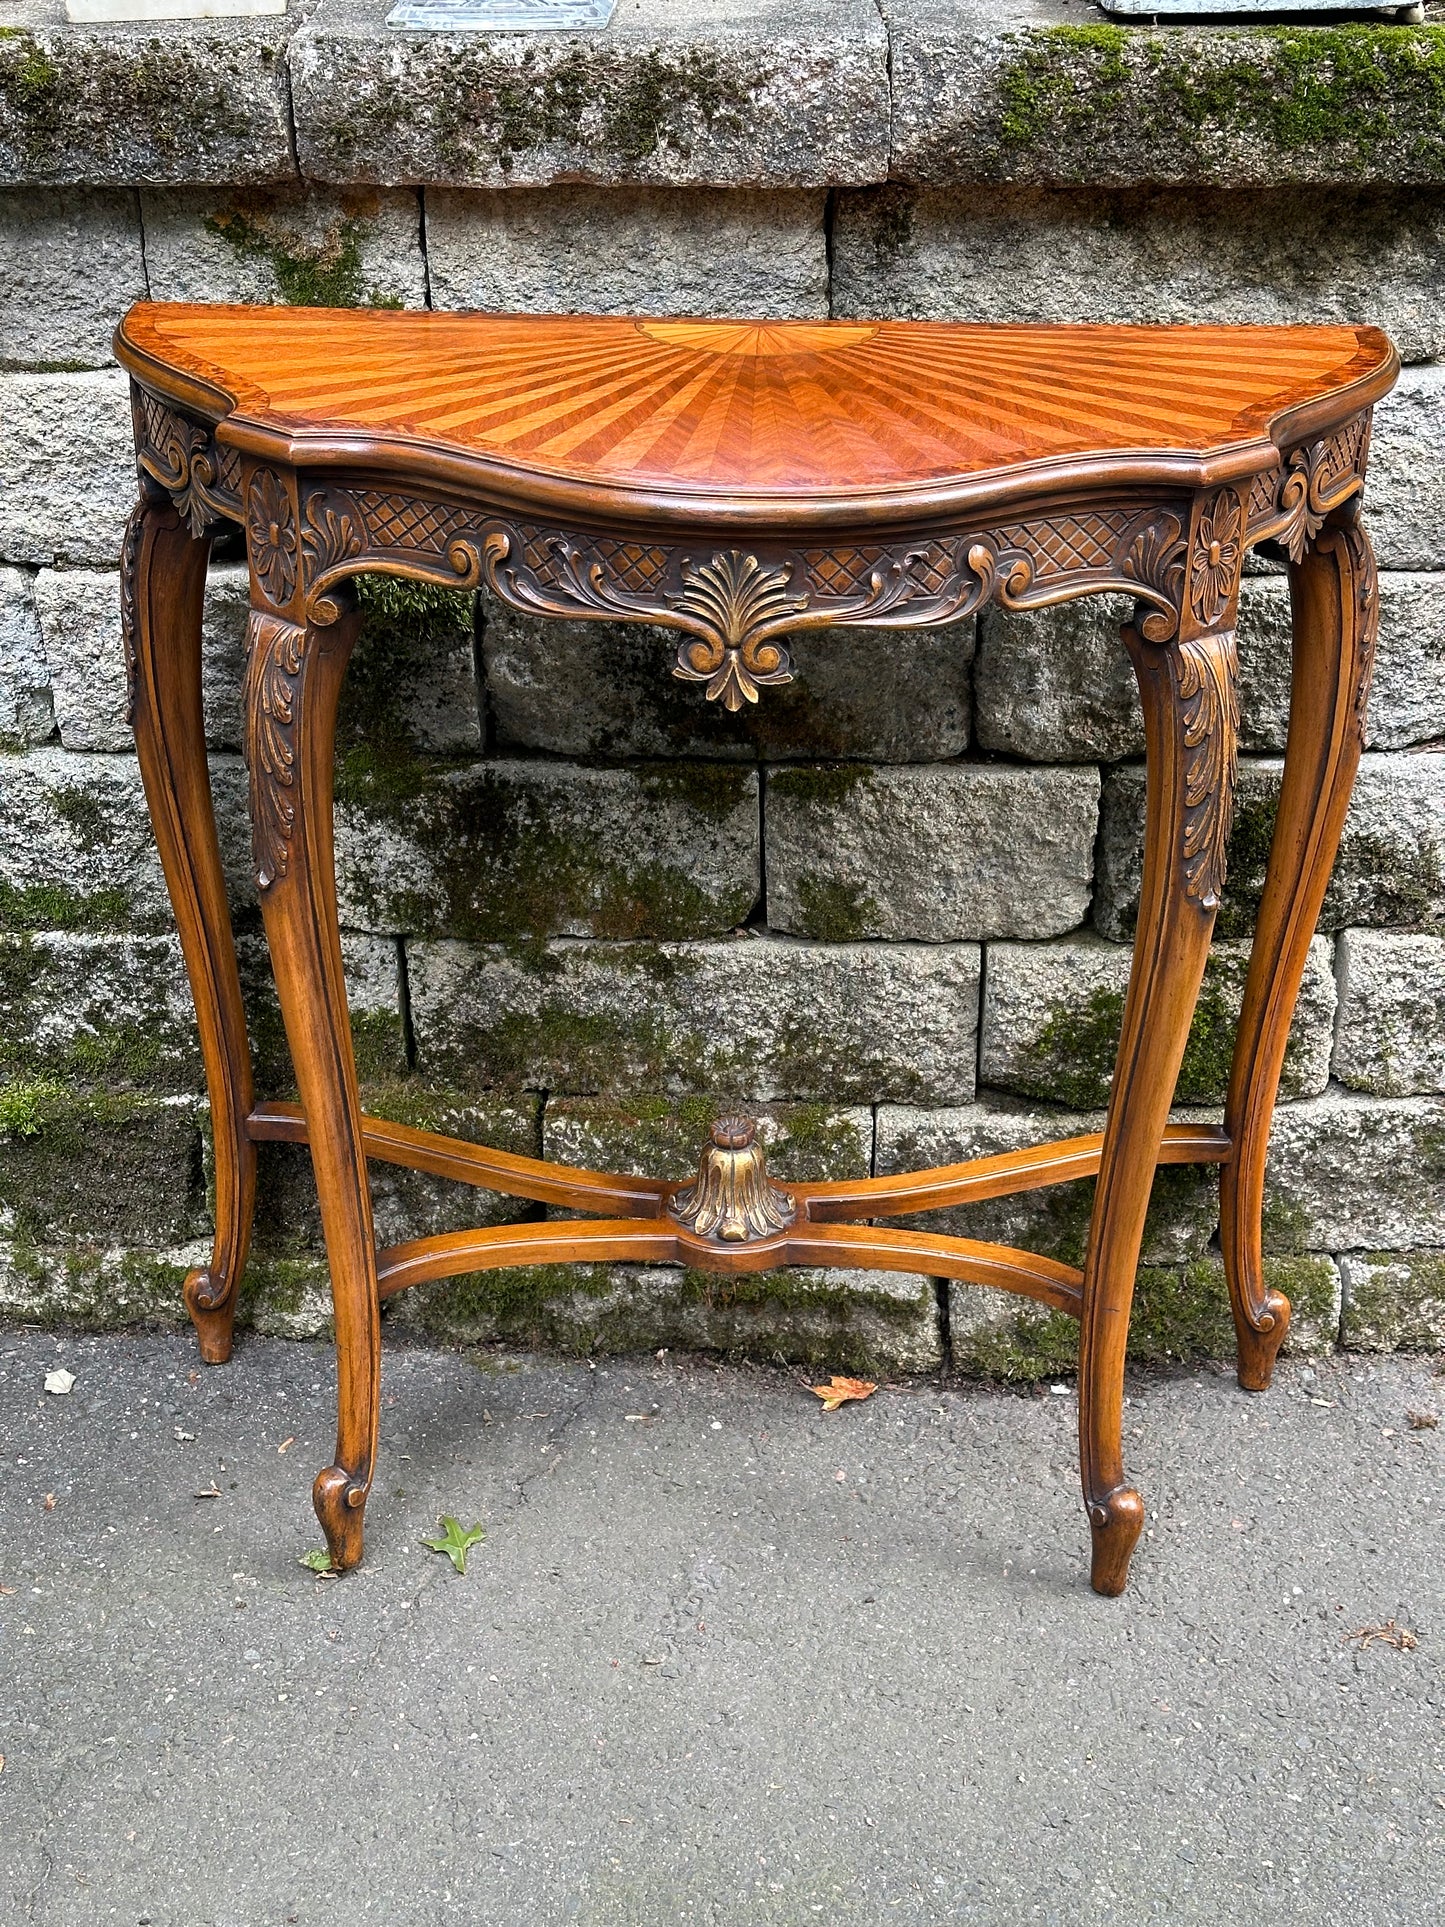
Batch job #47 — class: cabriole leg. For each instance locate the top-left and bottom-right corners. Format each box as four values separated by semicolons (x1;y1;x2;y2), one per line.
1080;610;1240;1596
244;583;377;1570
1221;508;1377;1391
124;484;256;1364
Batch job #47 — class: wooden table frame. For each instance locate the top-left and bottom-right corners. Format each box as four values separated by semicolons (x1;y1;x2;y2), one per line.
117;316;1391;1595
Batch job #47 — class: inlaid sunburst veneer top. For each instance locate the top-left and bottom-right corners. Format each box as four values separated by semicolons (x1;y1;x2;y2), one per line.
117;305;1395;514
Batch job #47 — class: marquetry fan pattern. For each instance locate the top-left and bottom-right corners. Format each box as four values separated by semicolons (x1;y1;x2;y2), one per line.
122;306;1388;497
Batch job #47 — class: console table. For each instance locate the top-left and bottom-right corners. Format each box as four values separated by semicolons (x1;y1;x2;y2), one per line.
113;306;1396;1594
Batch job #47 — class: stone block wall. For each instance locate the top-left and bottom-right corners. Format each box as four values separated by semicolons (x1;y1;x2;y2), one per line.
1;6;1442;1375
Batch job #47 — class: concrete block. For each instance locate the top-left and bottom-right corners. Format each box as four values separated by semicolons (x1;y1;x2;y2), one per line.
0;187;146;369
1339;1248;1445;1352
980;933;1336;1108
766;762;1097;942
426;184;828;318
390;1259;943;1374
1333;930;1445;1097
141;185;426;307
482;601;972;763
1263;1091;1445;1254
407;934;981;1102
0;369;135;569
833;183;1445;365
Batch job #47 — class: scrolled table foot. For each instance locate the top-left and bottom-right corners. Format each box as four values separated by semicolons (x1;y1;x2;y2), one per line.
183;1265;241;1364
1235;1288;1291;1393
1087;1487;1145;1598
314;1464;369;1571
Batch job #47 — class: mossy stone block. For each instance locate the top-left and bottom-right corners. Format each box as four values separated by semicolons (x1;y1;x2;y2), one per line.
243;1083;541;1256
482;600;971;764
235;930;406;1094
235;1252;334;1340
833;181;1445;368
0;368;136;570
1263;1092;1445;1253
542;1094;872;1186
0;932;202;1089
290;0;890;188
949;1253;1338;1379
890;10;1445;187
0;24;292;187
767;762;1098;942
334;756;758;942
1096;753;1445;941
407;936;981;1103
981;933;1335;1109
1339;1248;1445;1351
878;1099;1219;1268
142;185;427;310
1334;930;1445;1097
0;1236;197;1329
0;1082;204;1246
0;745;252;934
389;1259;941;1375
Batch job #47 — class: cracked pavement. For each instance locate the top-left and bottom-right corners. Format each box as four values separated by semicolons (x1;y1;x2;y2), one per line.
1;1330;1442;1925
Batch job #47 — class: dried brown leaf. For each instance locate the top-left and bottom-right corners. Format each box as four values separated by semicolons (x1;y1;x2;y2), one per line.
1345;1619;1418;1652
809;1376;877;1413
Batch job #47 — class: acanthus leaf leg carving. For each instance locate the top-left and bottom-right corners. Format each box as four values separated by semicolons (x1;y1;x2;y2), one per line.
244;577;379;1570
1221;503;1378;1392
126;486;256;1364
1080;571;1240;1596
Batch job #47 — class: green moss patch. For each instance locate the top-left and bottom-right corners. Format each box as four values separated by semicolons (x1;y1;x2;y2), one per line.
1016;955;1247;1109
544;1094;870;1184
334;757;756;942
0;879;134;935
768;763;876;809
0;1080;204;1246
950;1252;1337;1379
203;195;404;309
989;23;1445;180
0;31;258;172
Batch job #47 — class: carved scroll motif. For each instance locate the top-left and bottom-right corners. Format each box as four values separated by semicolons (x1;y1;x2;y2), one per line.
300;488;367;625
1247;413;1371;561
1176;628;1240;910
243;611;306;891
135;392;240;535
247;469;299;612
119;496;144;728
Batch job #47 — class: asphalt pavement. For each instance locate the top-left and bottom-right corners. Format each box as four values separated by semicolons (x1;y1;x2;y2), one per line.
1;1330;1441;1926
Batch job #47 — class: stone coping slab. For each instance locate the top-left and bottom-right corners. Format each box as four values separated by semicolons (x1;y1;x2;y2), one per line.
0;0;294;184
288;0;890;187
885;0;1445;187
7;0;1445;186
